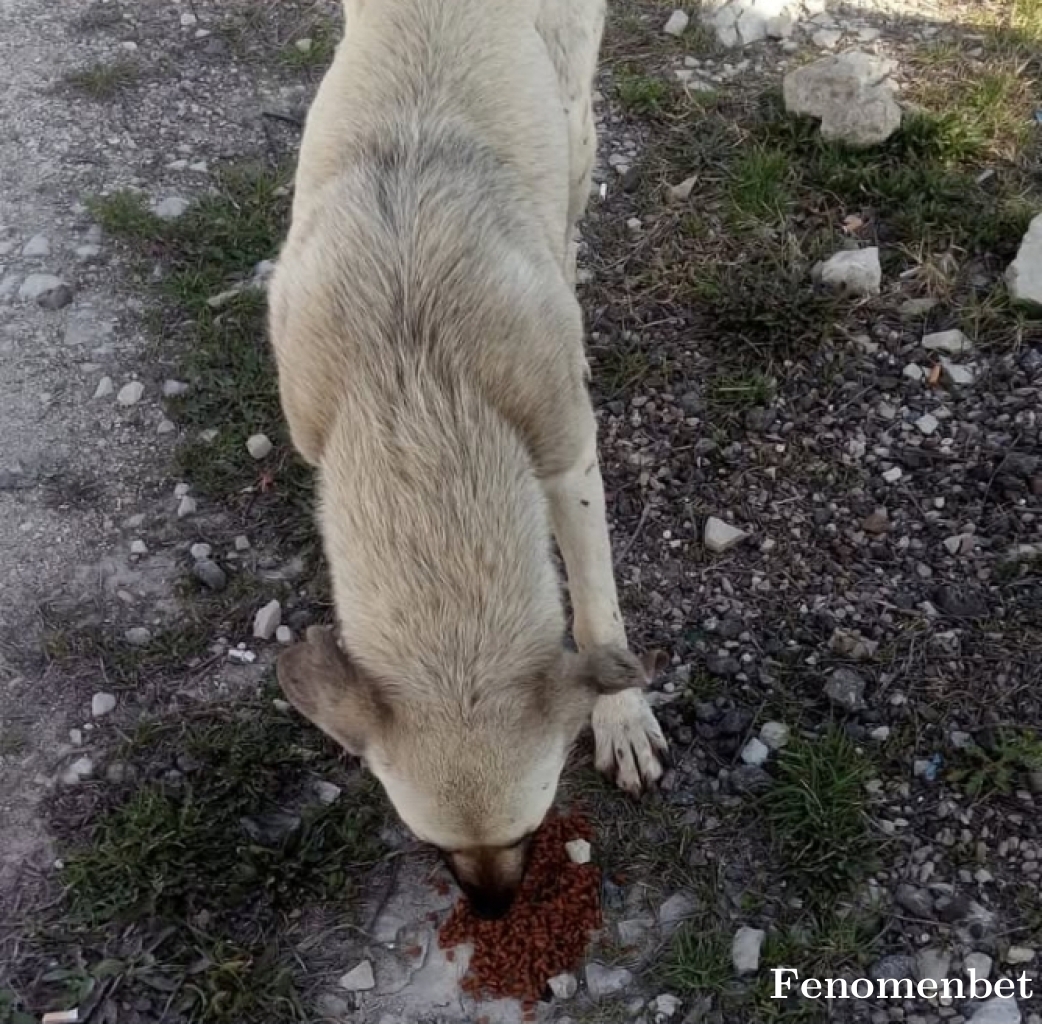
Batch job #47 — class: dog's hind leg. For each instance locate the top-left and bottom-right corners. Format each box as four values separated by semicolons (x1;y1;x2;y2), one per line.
542;407;668;796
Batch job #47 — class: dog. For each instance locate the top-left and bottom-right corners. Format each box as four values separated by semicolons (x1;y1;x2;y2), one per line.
267;0;668;920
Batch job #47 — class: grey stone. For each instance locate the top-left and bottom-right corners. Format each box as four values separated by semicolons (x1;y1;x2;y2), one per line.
247;433;273;460
814;248;881;297
740;737;770;766
704;516;746;553
732;926;765;973
659;892;697;935
253;599;282;640
116;381;145;406
759;721;790;749
585;962;633;1000
22;234;50;256
895;883;934;918
870;954;916;982
783;52;901;147
93;376;114;399
963;952;993;979
548;972;578;999
153;196;191;220
338;960;376;992
915;947;951;986
37;283;74;310
923;329;973;356
663;10;689;35
18;273;67;302
969;997;1021;1024
91;692;117;718
825;668;867;711
1006;213;1042;308
193;559;227;591
125;627;152;646
60;756;94;785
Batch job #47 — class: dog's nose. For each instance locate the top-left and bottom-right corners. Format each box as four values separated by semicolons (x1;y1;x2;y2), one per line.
467;888;516;921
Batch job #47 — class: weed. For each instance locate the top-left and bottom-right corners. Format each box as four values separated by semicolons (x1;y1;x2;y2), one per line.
763;729;876;894
948;727;1042;798
727;146;793;224
709;371;774;410
660;924;732;996
64;59;138;99
281;25;337;71
615;66;674;116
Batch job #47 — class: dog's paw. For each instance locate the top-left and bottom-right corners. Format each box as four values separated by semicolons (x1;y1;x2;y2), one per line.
591;688;669;796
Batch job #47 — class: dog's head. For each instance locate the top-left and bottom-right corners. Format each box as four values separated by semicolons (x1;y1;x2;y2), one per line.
276;625;655;918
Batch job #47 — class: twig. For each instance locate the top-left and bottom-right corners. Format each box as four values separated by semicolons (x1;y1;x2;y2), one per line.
614;501;652;566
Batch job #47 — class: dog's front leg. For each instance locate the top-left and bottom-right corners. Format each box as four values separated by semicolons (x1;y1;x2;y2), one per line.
543;414;668;796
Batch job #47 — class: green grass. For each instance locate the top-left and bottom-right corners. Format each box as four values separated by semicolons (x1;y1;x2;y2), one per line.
947;727;1042;799
89;167;316;544
763;730;876;896
27;690;388;1023
615;66;675;116
280;25;337;70
709;371;774;411
660;925;733;996
726;146;794;224
64;59;139;99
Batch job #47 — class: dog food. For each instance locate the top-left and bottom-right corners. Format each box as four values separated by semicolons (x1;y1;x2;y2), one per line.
438;810;601;1003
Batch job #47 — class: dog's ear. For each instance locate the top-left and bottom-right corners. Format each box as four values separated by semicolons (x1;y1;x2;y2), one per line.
570;645;668;696
276;625;388;757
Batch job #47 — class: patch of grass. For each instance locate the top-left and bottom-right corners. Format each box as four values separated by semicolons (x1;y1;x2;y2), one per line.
615;66;675;116
763;729;876;895
0;721;30;757
64;59;139;99
710;371;774;410
660;924;732;996
0;989;34;1024
281;25;337;70
948;727;1042;799
726;146;794;224
28;691;388;1023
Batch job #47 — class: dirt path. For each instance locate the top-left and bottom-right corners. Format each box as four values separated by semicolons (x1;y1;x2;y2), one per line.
2;0;1041;1023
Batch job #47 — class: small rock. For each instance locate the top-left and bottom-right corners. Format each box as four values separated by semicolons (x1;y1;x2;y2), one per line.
900;297;939;318
732;926;765;974
163;379;190;397
882;466;903;484
704;516;747;553
565;838;591;864
740;737;770;766
783;52;901;148
585;963;633;1001
941;361;976;387
915;413;939;436
759;721;790;749
234;535;251;551
667;175;698;203
862;508;889;533
812;28;842;48
61;756;94;786
247;433;273;460
825;668;866;711
177;495;198;518
93;376;115;399
295;37;313;53
1006;212;1042;309
663;9;690;35
871;954;916;982
338;961;375;992
22;234;51;257
193;559;227;591
153;197;190;220
117;381;145;406
653;994;683;1020
924;329;973;356
313;780;342;805
969;996;1022;1024
1005;946;1035;965
275;625;294;644
130;539;148;556
37;283;74;310
190;543;212;561
963;952;993;979
253;599;283;640
729;765;774;794
916;947;951;987
91;692;117;718
659;892;697;935
18;273;68;303
814;247;882;297
903;362;925;381
548;973;578;1000
895;883;934;918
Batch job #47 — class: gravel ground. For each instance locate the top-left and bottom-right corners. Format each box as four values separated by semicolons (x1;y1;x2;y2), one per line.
0;1;1040;1023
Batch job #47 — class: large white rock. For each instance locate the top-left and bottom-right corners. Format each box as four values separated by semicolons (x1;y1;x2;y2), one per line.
1006;213;1042;308
702;0;802;47
732;926;766;973
783;51;901;148
814;247;881;297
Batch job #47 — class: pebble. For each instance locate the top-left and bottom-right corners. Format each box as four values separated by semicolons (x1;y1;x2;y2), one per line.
275;625;294;644
658;892;697;935
663;9;689;35
162;379;190;397
759;721;790;749
970;997;1022;1024
924;329;973;356
91;692;117;718
153;196;191;221
193;559;227;591
916;947;951;988
157;418;177;434
732;926;765;973
704;516;747;553
895;883;934;918
653;994;683;1020
1005;212;1042;309
740;737;770;766
585;963;633;1001
313;780;342;806
903;362;925;381
882;466;903;484
125;627;152;646
190;543;212;561
814;247;882;296
93;376;115;399
130;539;148;556
253;599;283;640
548;973;578;1000
116;381;145;406
964;952;993;979
60;756;94;786
234;534;251;551
565;838;591;864
247;433;273;460
338;961;375;992
1005;946;1035;965
916;413;940;436
22;234;50;256
18;274;69;303
825;668;867;711
177;495;197;519
941;361;976;387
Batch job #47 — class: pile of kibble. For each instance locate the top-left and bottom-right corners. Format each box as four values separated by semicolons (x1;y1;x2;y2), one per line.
438;810;601;1004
